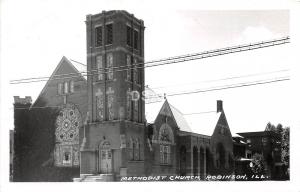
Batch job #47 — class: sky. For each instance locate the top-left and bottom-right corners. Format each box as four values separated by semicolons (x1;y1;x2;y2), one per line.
1;0;300;191
0;6;291;133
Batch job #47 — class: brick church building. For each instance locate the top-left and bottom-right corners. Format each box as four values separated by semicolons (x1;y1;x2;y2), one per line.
12;10;235;182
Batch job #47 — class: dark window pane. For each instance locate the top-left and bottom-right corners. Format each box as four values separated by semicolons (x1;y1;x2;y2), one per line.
133;30;138;49
127;26;133;47
95;26;102;47
106;24;113;45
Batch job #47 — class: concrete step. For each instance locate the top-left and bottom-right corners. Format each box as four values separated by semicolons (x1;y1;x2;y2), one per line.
74;174;115;182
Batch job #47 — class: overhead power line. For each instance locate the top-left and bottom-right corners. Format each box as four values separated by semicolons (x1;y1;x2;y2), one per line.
149;69;289;90
167;77;290;98
10;36;290;84
183;111;217;116
145;77;290;100
13;77;290;109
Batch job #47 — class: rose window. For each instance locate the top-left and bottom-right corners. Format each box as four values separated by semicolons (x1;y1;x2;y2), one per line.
55;105;81;142
54;104;82;167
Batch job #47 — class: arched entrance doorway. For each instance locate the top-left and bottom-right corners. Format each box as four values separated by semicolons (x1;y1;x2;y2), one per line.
99;140;112;174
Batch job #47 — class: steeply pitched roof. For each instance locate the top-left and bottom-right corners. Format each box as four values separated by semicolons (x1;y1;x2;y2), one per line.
30;56;86;108
154;100;192;132
184;111;222;136
150;100;225;136
237;131;280;138
168;102;192;132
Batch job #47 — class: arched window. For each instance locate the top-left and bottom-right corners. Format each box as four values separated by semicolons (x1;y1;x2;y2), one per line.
129;138;134;160
107;53;113;80
54;104;81;167
158;124;173;165
134;138;140;160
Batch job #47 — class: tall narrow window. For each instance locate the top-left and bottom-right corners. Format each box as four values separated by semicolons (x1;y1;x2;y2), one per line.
126;88;132;120
133;58;138;83
126;26;132;46
134;99;138;122
160;145;171;164
95;26;103;47
63;152;72;165
106;87;114;120
159;124;173;165
96;55;104;80
107;53;113;80
133;30;139;49
126;55;131;81
134;139;140;160
105;24;113;45
64;82;69;94
129;138;134;160
96;89;104;121
132;141;135;160
70;81;74;93
58;83;63;95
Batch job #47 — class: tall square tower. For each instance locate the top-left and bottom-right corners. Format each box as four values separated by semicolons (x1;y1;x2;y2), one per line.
80;10;146;178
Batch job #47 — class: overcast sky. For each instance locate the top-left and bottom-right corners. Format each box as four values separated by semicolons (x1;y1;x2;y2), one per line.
1;5;291;133
1;0;300;190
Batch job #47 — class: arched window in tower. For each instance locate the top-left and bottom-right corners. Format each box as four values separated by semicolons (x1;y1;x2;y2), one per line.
54;104;81;167
96;55;104;81
106;87;114;120
126;55;131;81
128;138;133;160
126;88;132;120
133;99;138;122
133;58;138;83
134;138;140;160
158;123;174;165
95;26;103;47
96;88;104;121
106;53;113;80
105;23;113;45
132;139;135;160
133;29;139;50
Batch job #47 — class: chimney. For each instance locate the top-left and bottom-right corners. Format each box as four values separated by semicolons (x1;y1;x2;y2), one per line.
217;100;223;112
14;96;32;105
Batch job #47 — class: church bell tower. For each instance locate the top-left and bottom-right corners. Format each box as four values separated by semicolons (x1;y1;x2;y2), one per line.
80;10;146;178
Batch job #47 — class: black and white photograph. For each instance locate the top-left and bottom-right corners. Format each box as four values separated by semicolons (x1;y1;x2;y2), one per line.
0;0;299;191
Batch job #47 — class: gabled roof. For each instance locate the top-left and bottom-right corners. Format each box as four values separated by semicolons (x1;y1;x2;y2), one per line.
184;111;222;136
232;133;244;138
154;100;192;132
237;131;280;138
30;56;86;108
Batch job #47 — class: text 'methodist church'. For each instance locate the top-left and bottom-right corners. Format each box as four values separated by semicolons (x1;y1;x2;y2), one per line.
13;10;234;181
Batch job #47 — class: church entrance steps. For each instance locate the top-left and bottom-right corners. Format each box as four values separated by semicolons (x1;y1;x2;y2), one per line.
74;174;115;182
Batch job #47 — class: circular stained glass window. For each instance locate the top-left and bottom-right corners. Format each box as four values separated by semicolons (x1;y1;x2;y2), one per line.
55;104;82;143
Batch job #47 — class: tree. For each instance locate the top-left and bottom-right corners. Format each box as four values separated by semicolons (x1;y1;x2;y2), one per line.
250;153;265;175
265;122;276;132
281;127;289;166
